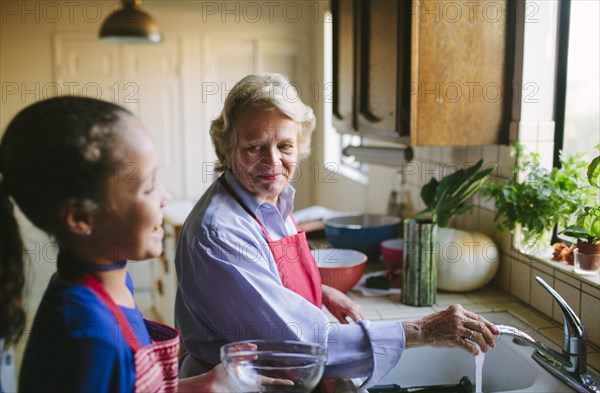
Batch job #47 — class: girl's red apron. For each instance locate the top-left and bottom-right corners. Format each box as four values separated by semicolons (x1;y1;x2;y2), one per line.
58;260;179;393
219;174;323;307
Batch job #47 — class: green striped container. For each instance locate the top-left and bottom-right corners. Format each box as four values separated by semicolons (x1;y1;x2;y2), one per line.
401;218;438;306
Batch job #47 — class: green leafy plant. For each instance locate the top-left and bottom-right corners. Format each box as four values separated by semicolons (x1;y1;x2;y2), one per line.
416;159;493;228
483;143;595;245
561;144;600;244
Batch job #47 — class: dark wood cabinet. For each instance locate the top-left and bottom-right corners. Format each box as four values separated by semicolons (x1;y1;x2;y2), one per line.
332;0;356;133
332;0;517;146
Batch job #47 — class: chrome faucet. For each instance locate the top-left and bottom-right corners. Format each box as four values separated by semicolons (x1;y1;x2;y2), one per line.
496;276;599;393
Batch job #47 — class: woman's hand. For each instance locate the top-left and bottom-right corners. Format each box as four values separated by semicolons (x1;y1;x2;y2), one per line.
178;362;294;392
402;304;499;355
322;284;365;324
178;363;234;393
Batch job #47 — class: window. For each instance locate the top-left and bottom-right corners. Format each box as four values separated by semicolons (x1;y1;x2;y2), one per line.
553;0;600;243
554;0;600;169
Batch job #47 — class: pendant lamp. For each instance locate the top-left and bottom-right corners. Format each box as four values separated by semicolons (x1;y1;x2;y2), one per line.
99;0;162;44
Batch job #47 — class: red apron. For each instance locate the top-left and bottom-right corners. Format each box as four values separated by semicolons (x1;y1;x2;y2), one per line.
58;260;180;393
220;174;323;307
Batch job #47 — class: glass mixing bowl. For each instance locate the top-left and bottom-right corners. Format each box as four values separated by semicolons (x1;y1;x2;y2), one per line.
221;340;328;392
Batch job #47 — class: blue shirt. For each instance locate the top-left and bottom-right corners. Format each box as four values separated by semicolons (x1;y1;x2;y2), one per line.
19;272;151;393
175;171;406;388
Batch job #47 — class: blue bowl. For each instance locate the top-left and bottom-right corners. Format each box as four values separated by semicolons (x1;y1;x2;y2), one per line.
324;214;402;260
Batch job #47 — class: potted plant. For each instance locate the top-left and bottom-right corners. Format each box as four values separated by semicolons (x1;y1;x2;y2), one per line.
560;145;600;273
483;143;595;251
403;159;495;299
416;159;493;228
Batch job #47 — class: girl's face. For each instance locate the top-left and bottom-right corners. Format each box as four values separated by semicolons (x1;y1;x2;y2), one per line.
230;108;300;204
90;115;171;262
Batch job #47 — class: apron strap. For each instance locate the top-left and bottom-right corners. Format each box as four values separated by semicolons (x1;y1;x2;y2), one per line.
218;173;322;307
57;256;143;352
80;275;143;352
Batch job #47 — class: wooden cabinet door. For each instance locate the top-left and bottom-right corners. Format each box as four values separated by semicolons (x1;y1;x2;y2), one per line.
356;0;399;137
332;0;356;133
410;0;512;146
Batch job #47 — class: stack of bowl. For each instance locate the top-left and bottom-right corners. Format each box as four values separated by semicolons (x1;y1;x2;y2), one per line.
324;214;401;260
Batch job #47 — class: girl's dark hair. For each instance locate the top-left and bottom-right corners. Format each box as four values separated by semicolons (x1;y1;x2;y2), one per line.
0;180;25;345
0;96;131;345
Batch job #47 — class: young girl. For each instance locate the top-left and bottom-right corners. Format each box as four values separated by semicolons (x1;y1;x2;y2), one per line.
0;96;234;392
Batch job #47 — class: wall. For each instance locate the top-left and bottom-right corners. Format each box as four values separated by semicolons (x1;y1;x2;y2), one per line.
0;0;328;204
0;0;328;379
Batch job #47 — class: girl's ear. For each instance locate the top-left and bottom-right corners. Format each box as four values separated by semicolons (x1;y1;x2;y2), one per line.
59;199;95;237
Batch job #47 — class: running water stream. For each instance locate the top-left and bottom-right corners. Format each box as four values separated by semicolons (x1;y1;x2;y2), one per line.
475;351;485;393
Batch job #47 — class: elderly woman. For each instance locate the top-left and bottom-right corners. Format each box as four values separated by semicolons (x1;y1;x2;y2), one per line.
175;73;499;387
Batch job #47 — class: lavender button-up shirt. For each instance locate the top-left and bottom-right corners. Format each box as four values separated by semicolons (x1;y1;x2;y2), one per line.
174;171;406;387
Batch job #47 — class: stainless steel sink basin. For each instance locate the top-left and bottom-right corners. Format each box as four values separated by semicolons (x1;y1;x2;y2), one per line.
374;312;583;392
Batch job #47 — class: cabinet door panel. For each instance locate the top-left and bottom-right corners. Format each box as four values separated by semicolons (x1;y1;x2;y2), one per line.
332;0;356;132
356;0;398;135
122;41;185;197
411;0;508;145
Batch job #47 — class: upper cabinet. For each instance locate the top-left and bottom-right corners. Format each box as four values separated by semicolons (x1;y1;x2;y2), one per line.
332;0;517;146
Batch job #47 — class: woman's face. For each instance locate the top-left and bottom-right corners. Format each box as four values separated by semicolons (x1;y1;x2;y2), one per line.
230;108;300;204
91;115;171;262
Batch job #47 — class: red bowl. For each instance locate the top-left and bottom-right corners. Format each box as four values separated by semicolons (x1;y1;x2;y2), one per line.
311;249;367;293
380;238;403;269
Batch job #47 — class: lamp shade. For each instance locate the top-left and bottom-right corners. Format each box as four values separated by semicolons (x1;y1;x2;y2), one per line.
99;1;162;44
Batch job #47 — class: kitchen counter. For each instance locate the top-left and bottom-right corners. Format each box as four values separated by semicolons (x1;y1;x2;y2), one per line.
321;260;600;374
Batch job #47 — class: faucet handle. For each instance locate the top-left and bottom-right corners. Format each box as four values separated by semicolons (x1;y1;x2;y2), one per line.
535;276;586;355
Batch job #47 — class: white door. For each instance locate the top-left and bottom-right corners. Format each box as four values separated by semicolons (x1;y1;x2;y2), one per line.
54;33;185;199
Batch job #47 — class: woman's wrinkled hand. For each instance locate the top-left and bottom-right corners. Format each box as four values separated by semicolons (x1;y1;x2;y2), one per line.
402;304;499;355
322;284;365;324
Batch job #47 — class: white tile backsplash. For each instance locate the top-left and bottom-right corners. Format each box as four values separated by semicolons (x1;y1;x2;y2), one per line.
465;146;484;165
494;252;512;292
517;121;538;141
555;271;582;288
477;208;496;239
582;283;600;299
531;260;554;275
530;271;554;318
552;279;581;322
497;145;514;179
538;121;555;142
447;146;468;167
511;259;532;304
581;293;600;345
536;141;555;168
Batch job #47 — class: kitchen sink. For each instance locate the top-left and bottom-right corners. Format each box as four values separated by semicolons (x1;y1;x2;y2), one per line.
373;312;581;392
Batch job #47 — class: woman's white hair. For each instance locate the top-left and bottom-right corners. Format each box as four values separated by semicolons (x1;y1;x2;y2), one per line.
209;73;316;172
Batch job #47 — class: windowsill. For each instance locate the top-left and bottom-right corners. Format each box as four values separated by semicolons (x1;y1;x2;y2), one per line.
515;245;600;287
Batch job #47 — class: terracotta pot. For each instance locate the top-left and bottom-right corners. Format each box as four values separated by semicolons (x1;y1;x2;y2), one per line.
576;242;600;254
575;242;600;273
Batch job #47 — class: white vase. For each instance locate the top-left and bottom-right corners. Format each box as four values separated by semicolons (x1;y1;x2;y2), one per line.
437;228;499;292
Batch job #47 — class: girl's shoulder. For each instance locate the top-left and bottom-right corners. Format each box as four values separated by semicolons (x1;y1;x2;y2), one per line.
34;277;137;345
